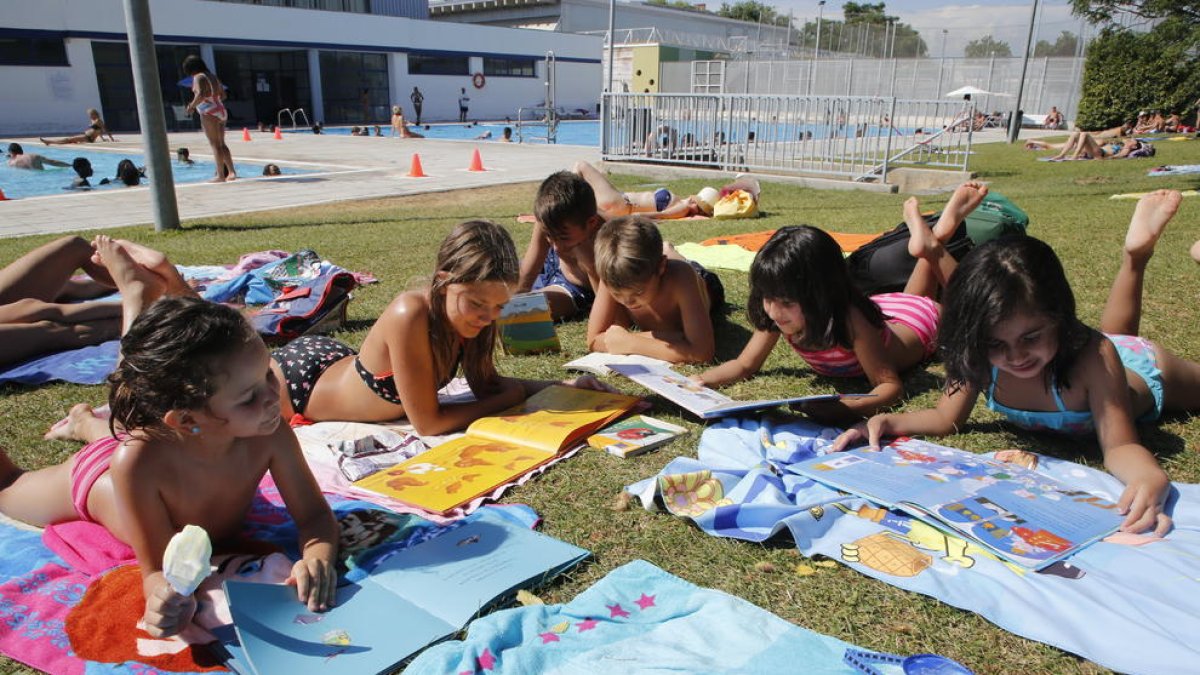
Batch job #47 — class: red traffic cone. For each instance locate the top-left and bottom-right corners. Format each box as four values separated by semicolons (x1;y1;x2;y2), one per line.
273;126;283;140
0;187;8;201
467;148;485;172
407;153;427;178
242;127;252;142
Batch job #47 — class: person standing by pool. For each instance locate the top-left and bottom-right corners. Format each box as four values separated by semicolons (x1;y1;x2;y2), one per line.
458;87;470;123
182;55;236;182
40;109;115;145
410;86;424;125
5;143;69;170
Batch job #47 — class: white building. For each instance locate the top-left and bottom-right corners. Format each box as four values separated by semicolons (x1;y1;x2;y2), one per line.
0;0;602;135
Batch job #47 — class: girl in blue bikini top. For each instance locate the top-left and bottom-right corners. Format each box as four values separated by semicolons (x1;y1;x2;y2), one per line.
838;191;1198;537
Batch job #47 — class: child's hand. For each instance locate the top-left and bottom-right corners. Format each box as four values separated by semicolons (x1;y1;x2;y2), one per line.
1116;470;1172;537
602;325;634;354
142;576;197;638
564;375;620;394
831;414;895;452
287;556;337;612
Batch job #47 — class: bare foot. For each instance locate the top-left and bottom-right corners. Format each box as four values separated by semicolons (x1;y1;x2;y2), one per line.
40;138;49;146
110;239;194;298
224;173;238;183
1125;189;1182;259
44;403;110;441
934;181;989;240
207;176;224;184
93;235;165;333
905;197;939;260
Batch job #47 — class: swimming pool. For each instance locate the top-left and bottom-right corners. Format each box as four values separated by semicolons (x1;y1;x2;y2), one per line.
296;120;600;145
0;145;311;199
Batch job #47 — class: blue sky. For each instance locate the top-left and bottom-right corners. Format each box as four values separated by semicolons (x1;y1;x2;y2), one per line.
764;1;1088;57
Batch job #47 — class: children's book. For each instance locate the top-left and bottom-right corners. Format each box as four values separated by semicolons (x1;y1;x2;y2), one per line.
587;414;687;458
354;385;639;514
563;352;672;376
608;362;870;420
497;292;560;355
793;438;1124;570
224;513;589;675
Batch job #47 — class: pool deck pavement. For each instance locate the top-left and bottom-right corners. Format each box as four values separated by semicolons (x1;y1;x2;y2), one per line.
0;127;1060;239
0;130;599;238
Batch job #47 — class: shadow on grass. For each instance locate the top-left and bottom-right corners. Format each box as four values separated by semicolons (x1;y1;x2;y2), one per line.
182;212;455;232
713;312;753;362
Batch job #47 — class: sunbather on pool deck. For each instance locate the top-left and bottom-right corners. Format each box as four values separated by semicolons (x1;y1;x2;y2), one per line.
40;108;116;145
6;142;69;170
1048;131;1152;160
0;236;194;368
573;160;755;221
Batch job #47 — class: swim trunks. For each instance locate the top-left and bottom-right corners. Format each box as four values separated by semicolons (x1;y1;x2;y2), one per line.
532;247;595;317
654;188;673;212
271;335;356;414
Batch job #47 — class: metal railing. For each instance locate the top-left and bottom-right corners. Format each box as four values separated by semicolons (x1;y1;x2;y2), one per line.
601;93;975;182
276;107;311;130
515;106;559;144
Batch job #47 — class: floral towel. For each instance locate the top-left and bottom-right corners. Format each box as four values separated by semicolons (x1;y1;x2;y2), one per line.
626;417;1200;675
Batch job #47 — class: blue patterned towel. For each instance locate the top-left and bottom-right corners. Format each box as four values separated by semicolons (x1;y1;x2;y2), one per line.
626;417;1200;675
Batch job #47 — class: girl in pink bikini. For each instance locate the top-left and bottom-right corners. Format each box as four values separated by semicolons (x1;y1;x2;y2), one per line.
695;182;989;426
183;55;236;182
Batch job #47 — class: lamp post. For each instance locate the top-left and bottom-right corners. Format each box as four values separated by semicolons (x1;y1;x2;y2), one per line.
936;28;947;97
808;0;825;95
1008;0;1040;143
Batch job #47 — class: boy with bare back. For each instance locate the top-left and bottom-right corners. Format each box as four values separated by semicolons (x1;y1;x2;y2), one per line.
587;216;724;364
517;171;605;321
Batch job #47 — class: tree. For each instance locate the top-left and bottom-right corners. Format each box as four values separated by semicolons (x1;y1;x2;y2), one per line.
1034;31;1079;57
843;2;889;24
964;35;1013;58
1076;18;1200;129
1070;0;1200;23
794;2;927;57
718;0;779;23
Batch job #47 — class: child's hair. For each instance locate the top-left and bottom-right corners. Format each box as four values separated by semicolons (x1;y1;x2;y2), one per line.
428;220;520;394
262;163;281;176
176;147;190;160
72;157;93;178
747;226;884;348
392;105;401;115
86;108;100;118
109;297;259;439
7;142;22;156
534;171;597;237
594;215;662;290
940;236;1090;394
182;55;209;75
117;160;141;186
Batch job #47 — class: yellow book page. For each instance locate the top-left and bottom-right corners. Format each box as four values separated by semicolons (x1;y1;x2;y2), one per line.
468;385;640;452
354;435;555;514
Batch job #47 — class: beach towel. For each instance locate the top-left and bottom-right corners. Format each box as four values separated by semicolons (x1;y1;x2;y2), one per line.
1148;164;1200;176
676;242;757;272
626;417;1200;675
516;213;710;224
0;474;534;674
407;558;962;675
699;230;880;254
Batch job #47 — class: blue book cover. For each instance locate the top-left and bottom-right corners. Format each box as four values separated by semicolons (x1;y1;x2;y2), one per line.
793;439;1123;570
225;515;589;674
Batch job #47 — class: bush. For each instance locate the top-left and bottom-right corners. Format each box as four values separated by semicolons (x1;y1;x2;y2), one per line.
1076;18;1200;130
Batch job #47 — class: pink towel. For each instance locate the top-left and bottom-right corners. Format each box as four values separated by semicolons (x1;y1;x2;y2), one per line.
43;521;136;578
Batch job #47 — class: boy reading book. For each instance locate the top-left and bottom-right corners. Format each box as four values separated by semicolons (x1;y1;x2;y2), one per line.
587;215;724;364
517;171;605;321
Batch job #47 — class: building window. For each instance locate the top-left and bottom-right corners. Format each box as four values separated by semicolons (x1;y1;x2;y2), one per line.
206;0;370;13
0;37;68;66
482;57;536;78
408;54;469;76
319;51;389;123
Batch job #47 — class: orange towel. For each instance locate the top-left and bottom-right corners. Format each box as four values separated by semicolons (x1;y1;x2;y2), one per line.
700;230;881;254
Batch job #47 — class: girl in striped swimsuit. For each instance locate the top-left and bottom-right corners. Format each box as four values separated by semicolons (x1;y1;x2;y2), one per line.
696;182;989;425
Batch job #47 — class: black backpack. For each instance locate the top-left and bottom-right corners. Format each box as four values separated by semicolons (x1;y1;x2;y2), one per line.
846;213;974;296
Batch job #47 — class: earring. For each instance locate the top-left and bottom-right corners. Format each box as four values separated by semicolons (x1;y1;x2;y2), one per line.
190;426;201;435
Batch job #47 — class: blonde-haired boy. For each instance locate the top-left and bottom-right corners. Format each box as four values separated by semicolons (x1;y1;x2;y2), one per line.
587;216;724;363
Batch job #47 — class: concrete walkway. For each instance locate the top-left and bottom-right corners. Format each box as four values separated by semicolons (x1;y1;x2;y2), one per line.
0;131;599;238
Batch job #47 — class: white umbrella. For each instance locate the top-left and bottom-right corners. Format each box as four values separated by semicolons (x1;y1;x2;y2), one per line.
946;85;994;98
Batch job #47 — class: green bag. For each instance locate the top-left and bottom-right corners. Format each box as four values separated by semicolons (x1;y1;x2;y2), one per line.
963;192;1029;245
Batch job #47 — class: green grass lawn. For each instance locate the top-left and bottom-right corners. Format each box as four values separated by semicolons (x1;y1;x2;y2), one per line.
2;138;1199;674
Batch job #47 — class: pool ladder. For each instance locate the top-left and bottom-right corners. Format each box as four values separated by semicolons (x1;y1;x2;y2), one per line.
276;107;311;131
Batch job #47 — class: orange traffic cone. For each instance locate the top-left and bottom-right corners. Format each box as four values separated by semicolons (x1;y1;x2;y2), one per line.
407;153;427;178
467;148;485;172
273;126;283;140
242;127;252;142
0;188;8;201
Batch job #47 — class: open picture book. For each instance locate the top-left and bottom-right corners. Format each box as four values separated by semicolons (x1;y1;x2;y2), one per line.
587;414;687;458
354;385;639;514
496;292;560;355
224;512;590;675
563;352;671;376
794;438;1124;570
608;361;869;420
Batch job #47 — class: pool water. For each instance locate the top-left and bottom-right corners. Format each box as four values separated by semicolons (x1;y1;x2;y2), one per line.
0;145;311;199
298;120;600;145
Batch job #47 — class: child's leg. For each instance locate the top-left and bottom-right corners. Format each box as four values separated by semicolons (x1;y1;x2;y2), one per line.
92;236;167;334
0;319;121;367
1190;239;1200;264
573;160;629;216
200;116;227;182
0;448;77;527
1100;190;1182;336
101;238;195;298
1156;347;1200;415
903;198;957;298
0;297;121;325
45;403;114;442
0;236;113;306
